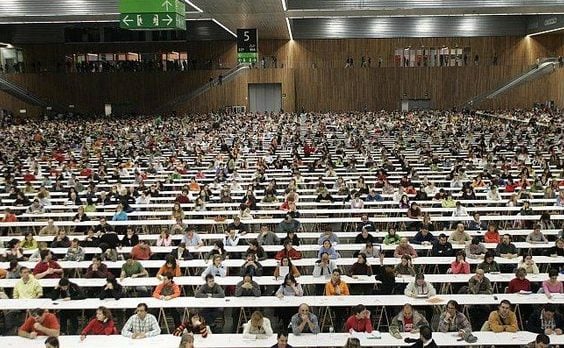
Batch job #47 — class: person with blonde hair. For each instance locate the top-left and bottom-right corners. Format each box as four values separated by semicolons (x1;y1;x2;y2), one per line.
243;310;273;337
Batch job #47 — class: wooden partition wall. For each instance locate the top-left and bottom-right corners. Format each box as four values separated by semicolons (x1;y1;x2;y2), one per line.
0;35;562;116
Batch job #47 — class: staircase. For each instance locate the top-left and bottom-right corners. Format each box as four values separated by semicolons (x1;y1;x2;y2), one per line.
463;58;560;109
154;63;251;113
0;74;62;111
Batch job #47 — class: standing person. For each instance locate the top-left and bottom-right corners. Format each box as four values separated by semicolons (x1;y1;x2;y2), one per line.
80;306;118;340
121;303;161;339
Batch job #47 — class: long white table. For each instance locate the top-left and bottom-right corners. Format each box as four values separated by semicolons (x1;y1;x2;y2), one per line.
2;332;563;347
0;273;561;290
1;293;561;311
1;228;558;243
0;241;556;258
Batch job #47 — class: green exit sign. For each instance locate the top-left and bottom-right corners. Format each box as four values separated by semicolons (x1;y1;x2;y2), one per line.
120;13;186;30
119;0;186;15
119;0;186;30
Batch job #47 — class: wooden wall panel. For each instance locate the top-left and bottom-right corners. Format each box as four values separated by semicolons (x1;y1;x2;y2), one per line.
176;68;295;114
1;35;562;117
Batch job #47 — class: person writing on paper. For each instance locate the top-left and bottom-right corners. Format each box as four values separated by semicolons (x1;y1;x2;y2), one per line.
290;304;320;335
507;267;532;293
404;273;436;298
344;304;373;333
121;303;161;339
80;306;117;340
485;300;518;333
526;304;563;336
201;255;227;278
542;268;563;298
18;308;60;339
389;304;429;339
437;300;472;336
243;310;273;338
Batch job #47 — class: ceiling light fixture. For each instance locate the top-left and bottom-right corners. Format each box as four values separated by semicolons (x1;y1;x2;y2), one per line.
286;17;293;40
527;26;564;36
211;18;236;37
184;0;203;13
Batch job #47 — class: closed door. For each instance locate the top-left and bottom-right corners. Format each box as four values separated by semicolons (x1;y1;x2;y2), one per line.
248;83;282;113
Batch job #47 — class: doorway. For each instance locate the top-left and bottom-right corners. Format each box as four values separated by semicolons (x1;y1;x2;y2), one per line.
248;83;282;113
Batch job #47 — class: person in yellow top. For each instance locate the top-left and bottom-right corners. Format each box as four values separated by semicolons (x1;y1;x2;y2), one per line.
485;300;518;333
324;269;350;296
14;267;43;299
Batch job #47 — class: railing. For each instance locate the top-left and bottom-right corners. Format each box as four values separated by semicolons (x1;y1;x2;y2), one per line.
464;58;559;108
154;63;250;113
0;74;47;107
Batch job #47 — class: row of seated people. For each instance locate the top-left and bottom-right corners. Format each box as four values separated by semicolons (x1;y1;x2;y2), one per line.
6;276;564;343
1;240;562;333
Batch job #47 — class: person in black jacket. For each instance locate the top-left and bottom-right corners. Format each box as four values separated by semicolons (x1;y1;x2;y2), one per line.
405;325;438;348
50;278;86;335
239;252;263;277
171;242;194;260
99;277;123;300
120;227;139;247
526;304;563;335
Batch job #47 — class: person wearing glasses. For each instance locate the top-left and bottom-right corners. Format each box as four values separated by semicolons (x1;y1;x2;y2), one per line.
437;300;472;336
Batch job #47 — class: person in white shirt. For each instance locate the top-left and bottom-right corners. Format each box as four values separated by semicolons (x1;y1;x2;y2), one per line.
243;311;273;338
486;186;501;201
404;273;437;298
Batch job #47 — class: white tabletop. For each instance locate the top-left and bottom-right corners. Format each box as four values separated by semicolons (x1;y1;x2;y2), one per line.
1;332;563;347
0;293;561;311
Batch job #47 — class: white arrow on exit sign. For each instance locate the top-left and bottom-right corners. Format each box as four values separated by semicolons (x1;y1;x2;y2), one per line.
162;14;173;25
122;15;133;26
162;0;173;11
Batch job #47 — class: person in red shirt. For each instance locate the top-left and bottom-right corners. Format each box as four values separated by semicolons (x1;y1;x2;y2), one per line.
507;267;531;293
33;250;63;279
131;240;152;260
484;224;501;244
2;208;17;222
275;241;302;261
18;308;60;338
23;170;36;183
80;306;117;340
344;304;373;333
